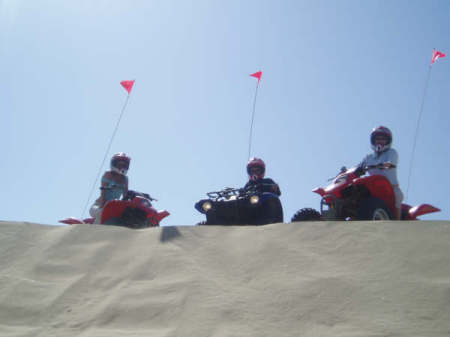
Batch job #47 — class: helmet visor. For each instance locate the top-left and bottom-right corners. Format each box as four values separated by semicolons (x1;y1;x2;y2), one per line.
372;132;390;144
113;159;129;170
249;166;263;175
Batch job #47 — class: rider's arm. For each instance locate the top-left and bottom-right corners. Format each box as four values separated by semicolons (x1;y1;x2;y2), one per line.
358;154;369;169
354;154;370;176
271;183;281;196
262;178;281;196
124;176;129;196
383;149;398;169
97;172;109;207
382;162;395;169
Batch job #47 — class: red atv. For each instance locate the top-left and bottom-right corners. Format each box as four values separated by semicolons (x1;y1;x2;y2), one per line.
292;165;440;221
60;190;170;228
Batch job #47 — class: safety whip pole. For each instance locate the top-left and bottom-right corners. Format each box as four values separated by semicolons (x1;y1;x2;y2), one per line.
405;49;446;202
81;80;136;218
248;71;262;160
405;67;431;202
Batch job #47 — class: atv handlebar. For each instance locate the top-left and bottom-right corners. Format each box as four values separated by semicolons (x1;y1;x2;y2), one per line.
368;163;395;169
354;163;396;177
207;187;242;200
206;184;275;201
122;190;157;202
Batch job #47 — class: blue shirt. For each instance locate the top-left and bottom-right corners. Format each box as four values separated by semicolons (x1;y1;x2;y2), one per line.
101;177;127;202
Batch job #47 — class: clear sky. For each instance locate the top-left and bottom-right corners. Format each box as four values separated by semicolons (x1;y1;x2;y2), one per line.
1;0;449;226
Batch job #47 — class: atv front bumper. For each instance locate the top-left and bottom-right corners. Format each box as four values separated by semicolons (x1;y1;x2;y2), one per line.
196;194;282;226
320;195;345;220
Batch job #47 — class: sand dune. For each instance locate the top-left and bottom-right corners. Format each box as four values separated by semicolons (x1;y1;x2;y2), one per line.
0;220;449;337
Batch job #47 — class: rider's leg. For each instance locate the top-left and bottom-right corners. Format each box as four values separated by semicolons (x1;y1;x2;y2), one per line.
89;202;103;224
393;186;404;220
395;207;401;220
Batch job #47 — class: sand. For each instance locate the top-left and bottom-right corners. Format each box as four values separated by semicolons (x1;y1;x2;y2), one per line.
0;220;449;337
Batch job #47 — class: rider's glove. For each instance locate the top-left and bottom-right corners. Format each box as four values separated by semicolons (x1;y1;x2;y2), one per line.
123;190;136;200
354;166;365;177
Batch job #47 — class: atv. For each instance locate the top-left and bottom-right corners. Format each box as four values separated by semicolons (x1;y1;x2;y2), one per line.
292;165;440;221
60;190;170;228
195;184;283;225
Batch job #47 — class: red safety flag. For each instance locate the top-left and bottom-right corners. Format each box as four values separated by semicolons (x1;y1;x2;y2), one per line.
250;71;262;83
120;80;135;94
431;50;446;65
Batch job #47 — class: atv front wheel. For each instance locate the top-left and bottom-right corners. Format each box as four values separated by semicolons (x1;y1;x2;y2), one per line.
261;197;284;225
103;217;122;226
357;197;392;220
291;208;322;222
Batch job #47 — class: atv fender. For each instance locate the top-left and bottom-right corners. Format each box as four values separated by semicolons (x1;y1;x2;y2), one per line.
59;217;95;225
408;204;440;220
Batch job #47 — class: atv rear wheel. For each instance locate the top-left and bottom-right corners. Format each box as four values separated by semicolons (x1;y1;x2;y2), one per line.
357;197;392;220
291;208;322;222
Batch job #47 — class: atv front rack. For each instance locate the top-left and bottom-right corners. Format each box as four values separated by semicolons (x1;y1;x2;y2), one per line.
206;186;259;202
207;188;242;201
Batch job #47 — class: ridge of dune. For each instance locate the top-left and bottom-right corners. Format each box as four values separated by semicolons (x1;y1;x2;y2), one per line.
0;220;449;337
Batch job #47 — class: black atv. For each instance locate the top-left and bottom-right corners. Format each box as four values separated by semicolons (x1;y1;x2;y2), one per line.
195;184;283;226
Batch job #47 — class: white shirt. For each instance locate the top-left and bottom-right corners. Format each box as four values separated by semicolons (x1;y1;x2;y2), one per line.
360;148;400;186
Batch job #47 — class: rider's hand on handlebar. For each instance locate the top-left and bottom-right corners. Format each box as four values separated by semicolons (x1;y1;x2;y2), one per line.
365;162;396;171
368;162;395;170
354;166;365;176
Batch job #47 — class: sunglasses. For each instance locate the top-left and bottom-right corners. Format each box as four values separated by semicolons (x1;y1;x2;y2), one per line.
115;161;129;169
250;167;263;174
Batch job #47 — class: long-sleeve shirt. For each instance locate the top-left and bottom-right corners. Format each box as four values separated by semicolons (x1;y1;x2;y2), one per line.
360;148;400;186
244;178;281;196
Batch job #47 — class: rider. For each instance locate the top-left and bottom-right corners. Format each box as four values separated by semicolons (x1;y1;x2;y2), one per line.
89;152;130;223
244;157;281;196
359;126;403;220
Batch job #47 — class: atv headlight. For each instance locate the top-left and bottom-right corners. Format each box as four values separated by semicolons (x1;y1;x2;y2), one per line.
202;201;212;212
249;195;260;205
229;195;237;201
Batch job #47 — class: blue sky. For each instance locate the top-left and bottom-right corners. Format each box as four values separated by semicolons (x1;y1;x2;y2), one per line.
1;0;449;226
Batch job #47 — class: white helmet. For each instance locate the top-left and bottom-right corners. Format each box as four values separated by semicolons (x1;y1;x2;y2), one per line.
110;152;130;175
370;126;392;153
